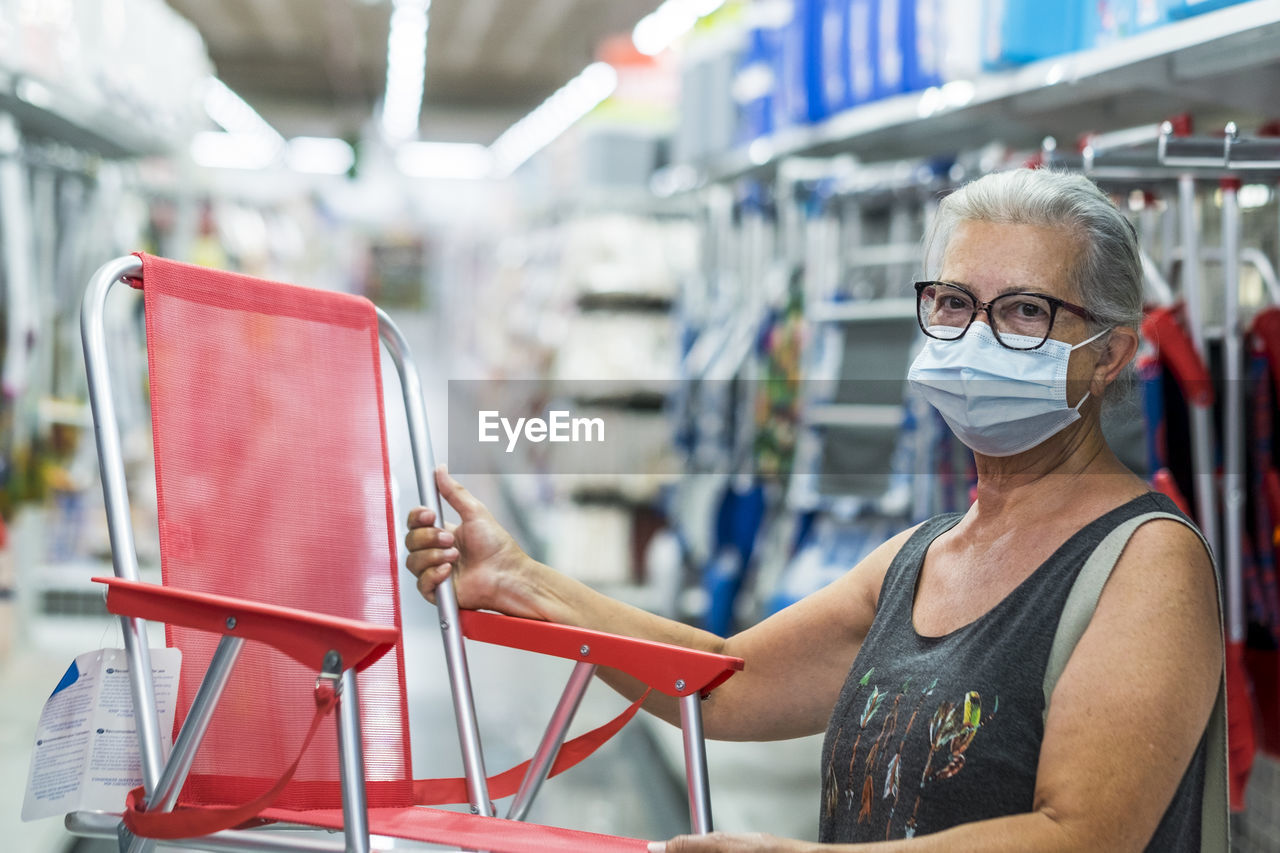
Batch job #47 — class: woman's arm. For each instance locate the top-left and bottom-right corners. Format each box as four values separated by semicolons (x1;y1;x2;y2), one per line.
405;467;917;740
654;517;1223;852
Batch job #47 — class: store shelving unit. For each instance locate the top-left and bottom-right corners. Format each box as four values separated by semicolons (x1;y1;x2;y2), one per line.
0;68;184;158
706;0;1280;179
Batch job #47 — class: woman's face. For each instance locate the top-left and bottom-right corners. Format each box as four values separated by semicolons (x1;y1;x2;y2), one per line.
938;220;1101;405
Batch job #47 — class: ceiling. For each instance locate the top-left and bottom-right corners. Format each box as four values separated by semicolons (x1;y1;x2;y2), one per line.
163;0;664;144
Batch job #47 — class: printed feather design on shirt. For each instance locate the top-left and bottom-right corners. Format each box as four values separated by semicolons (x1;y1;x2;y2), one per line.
932;692;982;781
859;691;903;822
822;668;874;819
844;684;885;811
883;678;936;839
884;753;901;801
824;726;842;819
904;691;1000;837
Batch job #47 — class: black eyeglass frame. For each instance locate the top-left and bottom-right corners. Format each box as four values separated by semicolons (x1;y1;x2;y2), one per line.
912;280;1098;351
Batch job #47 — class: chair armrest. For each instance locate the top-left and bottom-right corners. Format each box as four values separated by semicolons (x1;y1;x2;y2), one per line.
92;577;399;672
459;610;744;698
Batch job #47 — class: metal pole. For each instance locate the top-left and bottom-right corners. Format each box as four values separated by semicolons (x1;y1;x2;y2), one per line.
126;635;245;853
337;669;371;853
679;694;713;835
1177;175;1220;561
506;661;598;821
1220;179;1245;647
81;255;165;793
0;112;35;398
375;308;492;817
68;811;347;853
1241;248;1280;305
140;635;245;825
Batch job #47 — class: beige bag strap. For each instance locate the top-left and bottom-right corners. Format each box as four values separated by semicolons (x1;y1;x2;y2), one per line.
1043;510;1227;853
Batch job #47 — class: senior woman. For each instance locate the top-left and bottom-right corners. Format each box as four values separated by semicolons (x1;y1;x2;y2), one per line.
405;169;1223;852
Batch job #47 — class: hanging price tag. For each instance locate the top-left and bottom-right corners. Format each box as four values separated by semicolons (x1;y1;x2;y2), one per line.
21;648;180;821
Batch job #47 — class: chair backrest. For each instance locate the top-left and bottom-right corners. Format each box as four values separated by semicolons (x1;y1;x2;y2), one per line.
138;254;414;810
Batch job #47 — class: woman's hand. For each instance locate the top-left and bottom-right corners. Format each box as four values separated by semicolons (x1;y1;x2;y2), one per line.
649;833;813;853
404;467;543;619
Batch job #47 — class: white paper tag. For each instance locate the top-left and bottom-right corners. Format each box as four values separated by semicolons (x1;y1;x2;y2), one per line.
22;648;181;821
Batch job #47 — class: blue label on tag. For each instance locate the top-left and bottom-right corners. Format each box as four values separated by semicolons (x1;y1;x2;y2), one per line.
50;660;80;698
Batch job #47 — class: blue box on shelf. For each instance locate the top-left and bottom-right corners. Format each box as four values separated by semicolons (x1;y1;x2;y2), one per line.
983;0;1085;68
734;23;784;143
876;0;908;98
1083;0;1134;48
821;0;852;115
780;0;831;124
846;0;879;105
903;0;944;92
1167;0;1252;18
1131;0;1177;31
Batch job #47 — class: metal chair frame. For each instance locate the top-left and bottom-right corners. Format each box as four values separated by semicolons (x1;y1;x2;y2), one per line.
68;255;722;853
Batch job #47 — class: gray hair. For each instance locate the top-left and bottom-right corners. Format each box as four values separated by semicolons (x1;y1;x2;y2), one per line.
922;168;1143;403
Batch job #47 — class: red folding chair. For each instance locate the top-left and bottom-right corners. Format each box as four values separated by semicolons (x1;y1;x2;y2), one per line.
67;254;743;853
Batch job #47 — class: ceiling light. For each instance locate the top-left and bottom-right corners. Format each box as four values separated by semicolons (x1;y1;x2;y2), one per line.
15;78;53;109
632;0;727;56
286;137;355;175
381;0;430;142
190;131;282;170
396;141;492;179
941;79;975;108
490;62;618;177
1239;184;1272;209
203;78;282;144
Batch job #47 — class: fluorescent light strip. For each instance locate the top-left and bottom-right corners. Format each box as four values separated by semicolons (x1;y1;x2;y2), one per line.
632;0;727;56
204;78;283;144
489;61;618;178
196;79;284;169
381;0;430;142
190;131;282;170
396;141;492;179
286;137;355;175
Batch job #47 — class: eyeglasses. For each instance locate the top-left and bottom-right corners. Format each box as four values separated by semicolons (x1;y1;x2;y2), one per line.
913;280;1096;351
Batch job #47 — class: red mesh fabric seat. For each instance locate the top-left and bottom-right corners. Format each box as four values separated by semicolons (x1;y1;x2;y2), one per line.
140;254;414;812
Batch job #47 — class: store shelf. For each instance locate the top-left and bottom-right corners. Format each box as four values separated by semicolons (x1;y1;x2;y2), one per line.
803;403;902;429
844;243;921;270
808;298;916;324
707;0;1280;179
0;68;184;158
576;292;675;313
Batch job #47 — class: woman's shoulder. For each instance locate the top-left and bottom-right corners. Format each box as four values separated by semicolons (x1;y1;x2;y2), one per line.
1094;491;1218;620
1089;490;1209;556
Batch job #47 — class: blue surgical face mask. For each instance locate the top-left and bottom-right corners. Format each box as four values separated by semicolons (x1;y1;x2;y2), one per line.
907;323;1111;457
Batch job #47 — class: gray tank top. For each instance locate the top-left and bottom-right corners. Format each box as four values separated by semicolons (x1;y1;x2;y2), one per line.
818;492;1207;848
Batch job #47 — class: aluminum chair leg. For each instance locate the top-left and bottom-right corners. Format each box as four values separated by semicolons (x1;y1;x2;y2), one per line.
506;661;598;821
679;694;713;834
127;635;246;853
83;256;168;796
377;308;493;817
152;635;246;811
337;668;371;853
70;810;347;853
